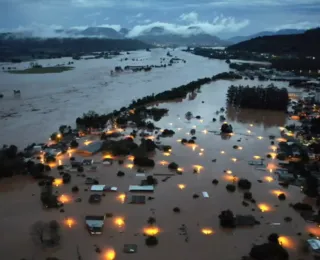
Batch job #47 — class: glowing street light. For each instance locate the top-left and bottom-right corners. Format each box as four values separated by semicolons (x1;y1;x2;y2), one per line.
178;184;186;190
105;249;116;260
201;228;214;235
143;226;160;236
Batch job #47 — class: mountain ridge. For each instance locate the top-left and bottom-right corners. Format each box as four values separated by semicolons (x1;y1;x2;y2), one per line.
228;29;307;44
227;28;320;57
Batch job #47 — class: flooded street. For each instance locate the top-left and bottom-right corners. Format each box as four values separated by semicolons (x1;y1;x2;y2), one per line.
0;74;317;260
0;48;229;147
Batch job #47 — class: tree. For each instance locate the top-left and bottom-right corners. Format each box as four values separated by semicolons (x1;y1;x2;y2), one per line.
70;140;79;148
30;220;61;247
30;221;47;245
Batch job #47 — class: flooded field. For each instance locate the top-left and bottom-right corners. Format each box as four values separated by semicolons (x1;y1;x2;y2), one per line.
0;77;317;260
0;48;229;147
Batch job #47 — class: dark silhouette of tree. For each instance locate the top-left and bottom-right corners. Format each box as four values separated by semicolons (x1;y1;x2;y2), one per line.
227;84;289;111
30;220;61;247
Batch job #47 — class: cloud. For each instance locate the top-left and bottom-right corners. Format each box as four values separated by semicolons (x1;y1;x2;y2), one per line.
96;24;121;31
271;21;320;31
84;12;101;18
142;19;152;24
135;13;143;18
0;23;64;37
179;12;198;23
127;14;250;37
104;17;109;21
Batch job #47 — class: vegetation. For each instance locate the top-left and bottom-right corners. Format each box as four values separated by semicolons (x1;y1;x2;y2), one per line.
228;28;320;57
7;66;74;74
227;85;289;111
0;35;152;62
229;62;264;72
145;236;158;246
191;48;267;61
271;57;320;72
30;220;61;248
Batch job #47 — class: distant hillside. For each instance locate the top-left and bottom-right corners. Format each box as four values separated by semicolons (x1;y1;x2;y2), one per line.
0;35;152;62
227;28;320;57
228;29;306;44
136;33;228;47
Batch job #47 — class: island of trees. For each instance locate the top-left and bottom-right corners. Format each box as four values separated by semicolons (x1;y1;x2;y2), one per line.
227;85;289;111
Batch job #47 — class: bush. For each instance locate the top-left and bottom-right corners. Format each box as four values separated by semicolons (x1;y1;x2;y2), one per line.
219;210;235;228
147;217;156;224
70;140;79;148
168;162;178;170
212;179;219;185
71;186;79;193
161;129;175;137
145;236;158;246
117;171;125;177
146;176;157;185
133;157;155;167
173;207;181;213
62;173;71;184
238;179;252;190
243;191;252;200
278;193;286;201
181;139;188;144
226;184;236;192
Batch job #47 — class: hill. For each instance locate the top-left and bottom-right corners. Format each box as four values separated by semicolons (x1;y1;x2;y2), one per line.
0;35;152;62
134;26;229;47
227;28;320;57
228;29;306;44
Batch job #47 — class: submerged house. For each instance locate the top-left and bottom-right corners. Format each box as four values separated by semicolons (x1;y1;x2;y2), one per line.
76;141;103;156
307;239;320;257
85;216;105;235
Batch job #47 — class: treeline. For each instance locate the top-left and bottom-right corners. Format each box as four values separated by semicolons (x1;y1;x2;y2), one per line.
192;48;266;61
229;62;264;71
227;85;289;111
0;145;51;179
76;72;242;128
0;35;152;62
271;58;320;72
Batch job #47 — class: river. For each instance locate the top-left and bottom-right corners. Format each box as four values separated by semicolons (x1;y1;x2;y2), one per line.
0;48;230;147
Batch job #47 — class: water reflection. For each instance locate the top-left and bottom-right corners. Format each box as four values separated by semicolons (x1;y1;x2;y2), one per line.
226;106;287;129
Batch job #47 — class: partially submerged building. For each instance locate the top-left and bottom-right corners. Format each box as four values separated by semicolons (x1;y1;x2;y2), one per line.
76;141;103;156
85;216;105;235
307;239;320;257
129;185;154;192
90;185;118;192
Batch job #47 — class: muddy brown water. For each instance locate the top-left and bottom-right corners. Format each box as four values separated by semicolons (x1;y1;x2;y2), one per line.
0;79;317;260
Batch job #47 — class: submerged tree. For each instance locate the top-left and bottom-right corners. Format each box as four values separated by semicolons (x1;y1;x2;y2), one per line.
30;220;61;248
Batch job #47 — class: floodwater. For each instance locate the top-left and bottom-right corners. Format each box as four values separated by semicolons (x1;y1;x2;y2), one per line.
0;75;318;260
0;48;230;147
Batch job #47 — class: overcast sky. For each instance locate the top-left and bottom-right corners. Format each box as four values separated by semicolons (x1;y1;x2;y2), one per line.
1;0;319;38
